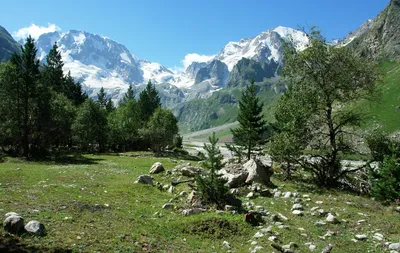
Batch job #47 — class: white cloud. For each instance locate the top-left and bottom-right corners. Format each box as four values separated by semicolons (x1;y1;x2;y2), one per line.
182;53;216;70
13;23;61;41
168;66;184;74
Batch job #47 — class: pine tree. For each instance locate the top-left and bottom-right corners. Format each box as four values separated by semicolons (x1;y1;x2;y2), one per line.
138;80;161;122
97;87;107;109
10;36;41;157
195;132;228;207
65;72;87;106
121;84;135;104
105;98;114;113
231;79;268;160
43;43;64;93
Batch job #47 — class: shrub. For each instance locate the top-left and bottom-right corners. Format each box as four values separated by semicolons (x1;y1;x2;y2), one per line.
195;133;228;208
370;155;400;204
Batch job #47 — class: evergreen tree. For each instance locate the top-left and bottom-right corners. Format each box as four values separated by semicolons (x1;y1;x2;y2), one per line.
121;84;135;104
195;132;228;207
9;36;41;157
65;72;87;106
97;87;107;109
105;98;114;113
231;79;268;160
43;43;64;93
138;80;161;122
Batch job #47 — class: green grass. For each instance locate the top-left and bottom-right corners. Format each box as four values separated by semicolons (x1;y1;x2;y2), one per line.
0;153;399;252
359;61;400;133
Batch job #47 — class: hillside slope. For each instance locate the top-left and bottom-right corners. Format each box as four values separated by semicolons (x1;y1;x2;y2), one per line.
0;25;20;61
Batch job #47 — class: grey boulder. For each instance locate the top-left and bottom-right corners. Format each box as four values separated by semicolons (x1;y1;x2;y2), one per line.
3;215;25;234
149;162;165;174
24;220;46;236
134;175;154;185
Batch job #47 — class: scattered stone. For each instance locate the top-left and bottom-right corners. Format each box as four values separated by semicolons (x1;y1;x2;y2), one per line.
225;205;235;211
222;241;231;249
351;239;358;243
270;214;280;222
3;215;25;234
292;210;304;216
317;209;326;216
357;212;368;217
355;234;368;240
5;212;19;218
315;201;323;204
260;226;272;233
250;245;263;253
357;219;367;224
179;191;187;197
230;188;239;195
315;220;326;226
322;244;333;253
326;213;340;224
134;175;153;185
309;244;317;251
215;210;225;214
274;191;282;198
292;203;304;210
244;159;273;185
283;192;292;198
373;233;384;241
278;213;289;221
303;194;310;198
149;162;164;174
247;192;256;199
253;231;264;238
181;208;205;216
162;203;174;209
310;207;319;212
168;186;175;194
395;206;400;213
324;231;336;237
268;236;279;242
389;243;400;250
24;220;45;236
294;198;302;203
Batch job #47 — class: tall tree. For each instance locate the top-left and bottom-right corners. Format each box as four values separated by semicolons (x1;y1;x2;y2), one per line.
138;80;161;122
121;84;135;104
270;28;381;186
43;43;64;93
64;71;87;106
9;36;41;157
97;87;107;109
72;99;108;152
231;79;268;160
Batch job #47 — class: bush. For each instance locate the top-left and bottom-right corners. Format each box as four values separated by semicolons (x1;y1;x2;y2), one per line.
370;155;400;204
195;133;228;208
172;147;188;155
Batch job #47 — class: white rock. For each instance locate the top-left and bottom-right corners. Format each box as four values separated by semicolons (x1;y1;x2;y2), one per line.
162;203;174;209
253;231;264;238
260;226;272;233
251;245;263;253
315;201;323;204
24;220;45;236
5;212;19;218
268;236;278;242
222;241;231;249
179;191;187;197
283;192;292;198
149;162;164;174
134;175;153;185
355;234;368;240
292;203;304;210
389;243;400;250
326;213;339;224
395;206;400;213
292;210;304;216
373;233;384;241
274;191;281;198
3;215;24;234
278;213;289;221
309;244;317;251
315;220;326;226
247;192;256;199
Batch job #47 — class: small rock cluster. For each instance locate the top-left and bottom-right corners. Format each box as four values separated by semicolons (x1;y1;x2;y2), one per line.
3;212;45;236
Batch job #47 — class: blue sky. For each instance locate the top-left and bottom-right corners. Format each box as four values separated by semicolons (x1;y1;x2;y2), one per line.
0;0;389;69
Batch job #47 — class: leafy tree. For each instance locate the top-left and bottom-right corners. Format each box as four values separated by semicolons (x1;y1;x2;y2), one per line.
141;108;178;153
195;132;228;208
271;28;381;186
108;99;140;150
72;99;108;152
138;80;161;122
231;79;268;160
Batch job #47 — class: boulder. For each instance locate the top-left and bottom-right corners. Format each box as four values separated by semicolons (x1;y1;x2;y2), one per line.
149;162;164;174
326;213;340;224
220;163;248;188
162;203;174;209
389;243;400;250
244;159;273;185
24;220;45;236
5;212;19;218
181;166;203;177
134;175;153;185
182;208;205;216
3;215;25;234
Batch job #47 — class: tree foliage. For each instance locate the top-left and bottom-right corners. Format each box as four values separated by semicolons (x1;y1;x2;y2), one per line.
270;28;382;186
138;80;161;123
231;79;268;160
195;133;228;207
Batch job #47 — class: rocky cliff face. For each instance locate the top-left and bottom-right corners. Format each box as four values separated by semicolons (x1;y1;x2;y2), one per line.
0;25;20;62
347;0;400;60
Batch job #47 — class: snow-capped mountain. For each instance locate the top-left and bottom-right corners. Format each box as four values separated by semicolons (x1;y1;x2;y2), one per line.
215;26;309;71
30;26;308;103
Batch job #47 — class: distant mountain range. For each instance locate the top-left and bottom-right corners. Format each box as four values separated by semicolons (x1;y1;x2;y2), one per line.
1;0;399;132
